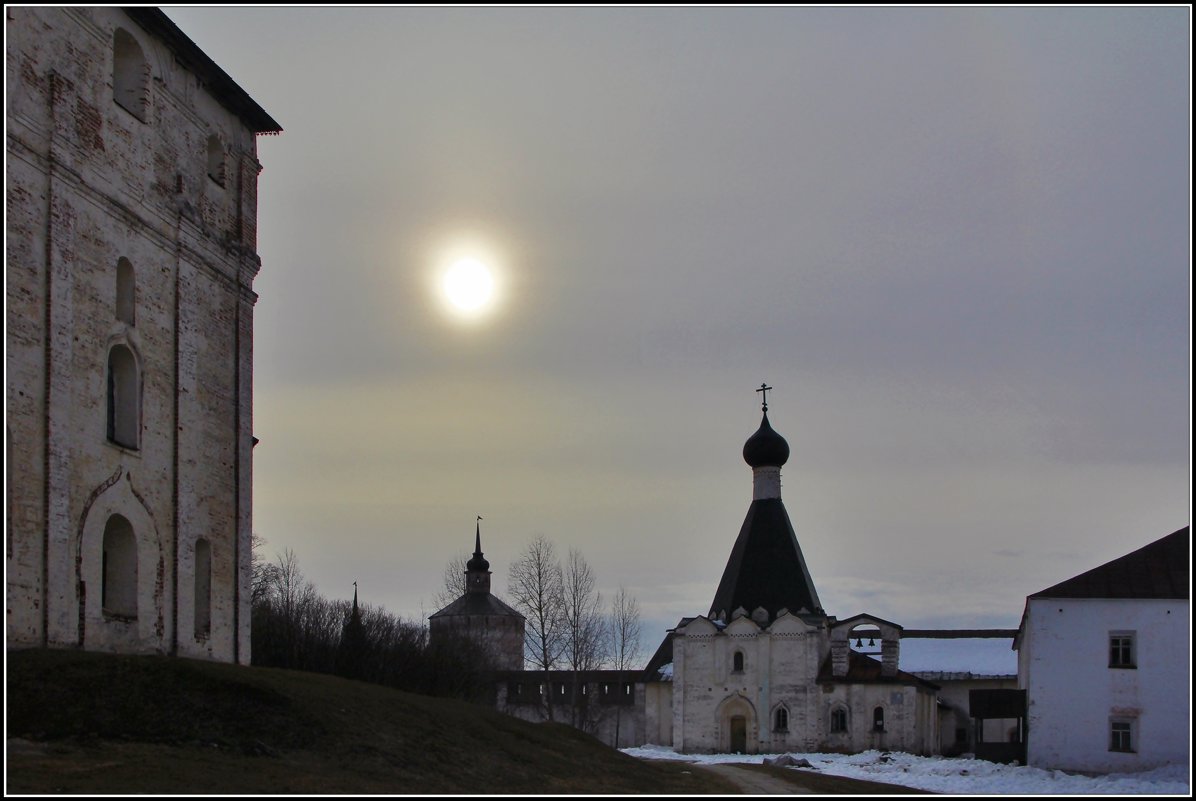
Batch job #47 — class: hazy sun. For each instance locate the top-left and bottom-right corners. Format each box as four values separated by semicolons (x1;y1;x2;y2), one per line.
440;258;496;318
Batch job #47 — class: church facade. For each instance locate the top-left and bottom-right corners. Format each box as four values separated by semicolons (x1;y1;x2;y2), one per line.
473;392;943;754
6;8;279;663
641;395;940;754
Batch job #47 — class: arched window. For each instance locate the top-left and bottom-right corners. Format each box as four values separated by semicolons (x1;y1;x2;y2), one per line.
774;706;789;732
873;706;885;732
206;134;226;186
831;707;848;733
102;514;137;617
194;538;212;637
116;257;135;325
112;28;148;121
733;650;744;672
107;344;139;449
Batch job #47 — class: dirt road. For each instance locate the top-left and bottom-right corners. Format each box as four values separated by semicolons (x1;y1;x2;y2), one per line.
693;763;816;793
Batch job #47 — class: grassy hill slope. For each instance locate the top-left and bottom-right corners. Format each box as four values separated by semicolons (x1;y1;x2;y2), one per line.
6;648;734;794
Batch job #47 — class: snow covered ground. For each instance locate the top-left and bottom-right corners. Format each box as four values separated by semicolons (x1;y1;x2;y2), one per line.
623;745;1191;795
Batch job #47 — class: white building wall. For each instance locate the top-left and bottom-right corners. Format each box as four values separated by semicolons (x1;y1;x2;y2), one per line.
1020;597;1190;772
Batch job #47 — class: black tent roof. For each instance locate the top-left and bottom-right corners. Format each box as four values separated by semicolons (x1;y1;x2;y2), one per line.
709;498;824;621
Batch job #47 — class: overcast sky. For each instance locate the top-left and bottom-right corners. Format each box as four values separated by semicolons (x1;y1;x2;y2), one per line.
162;7;1190;643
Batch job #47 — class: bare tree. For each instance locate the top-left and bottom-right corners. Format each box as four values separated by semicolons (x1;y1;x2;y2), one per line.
509;535;566;721
251;533;281;605
431;553;470;610
609;585;643;748
562;548;606;728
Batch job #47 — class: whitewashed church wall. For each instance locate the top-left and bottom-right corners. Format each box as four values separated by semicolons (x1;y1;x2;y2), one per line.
818;683;933;755
644;682;673;746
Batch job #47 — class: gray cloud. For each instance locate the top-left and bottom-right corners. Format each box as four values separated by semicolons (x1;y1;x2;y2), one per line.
166;7;1189;633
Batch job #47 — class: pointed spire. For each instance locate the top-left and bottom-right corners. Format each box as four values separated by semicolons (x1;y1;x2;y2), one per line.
466;515;491;575
352;580;359;616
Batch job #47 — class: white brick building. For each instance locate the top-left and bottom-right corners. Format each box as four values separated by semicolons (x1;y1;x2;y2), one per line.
6;7;279;663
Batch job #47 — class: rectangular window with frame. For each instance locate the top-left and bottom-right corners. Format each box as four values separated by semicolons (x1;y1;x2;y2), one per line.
1109;632;1136;669
1109;719;1135;753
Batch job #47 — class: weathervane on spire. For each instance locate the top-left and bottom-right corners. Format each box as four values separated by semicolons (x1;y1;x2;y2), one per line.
756;382;772;412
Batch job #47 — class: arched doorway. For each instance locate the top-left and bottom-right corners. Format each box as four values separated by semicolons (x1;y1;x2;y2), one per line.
730;715;747;753
717;694;757;754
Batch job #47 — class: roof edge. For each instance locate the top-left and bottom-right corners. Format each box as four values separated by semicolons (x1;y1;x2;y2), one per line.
125;8;283;133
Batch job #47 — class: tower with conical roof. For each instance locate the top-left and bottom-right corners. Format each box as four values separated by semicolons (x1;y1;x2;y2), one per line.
429;518;526;671
709;385;824;622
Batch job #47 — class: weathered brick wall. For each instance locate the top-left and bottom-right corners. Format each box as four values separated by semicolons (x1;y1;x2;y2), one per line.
6;7;263;664
430;613;525;671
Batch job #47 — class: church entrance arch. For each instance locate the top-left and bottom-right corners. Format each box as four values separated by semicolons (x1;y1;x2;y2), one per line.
717;694;757;754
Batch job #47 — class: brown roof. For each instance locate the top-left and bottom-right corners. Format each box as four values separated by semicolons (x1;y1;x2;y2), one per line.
1029;527;1189;600
816;650;939;691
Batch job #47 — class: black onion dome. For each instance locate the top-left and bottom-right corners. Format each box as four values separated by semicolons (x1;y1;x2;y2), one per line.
742;412;790;468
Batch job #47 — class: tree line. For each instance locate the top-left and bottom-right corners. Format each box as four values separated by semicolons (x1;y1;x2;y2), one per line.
250;539;493;700
250;532;645;738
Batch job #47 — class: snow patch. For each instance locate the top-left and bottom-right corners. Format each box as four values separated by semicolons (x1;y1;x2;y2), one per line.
622;746;1190;795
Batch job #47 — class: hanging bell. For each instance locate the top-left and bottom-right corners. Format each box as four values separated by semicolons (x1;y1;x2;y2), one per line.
868;637;876;647
855;637;864;648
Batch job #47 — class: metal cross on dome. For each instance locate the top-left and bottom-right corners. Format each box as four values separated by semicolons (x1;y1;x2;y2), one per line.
756;382;772;412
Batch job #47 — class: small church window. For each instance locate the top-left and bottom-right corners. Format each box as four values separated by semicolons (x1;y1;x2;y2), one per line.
194;537;211;637
107;344;140;449
873;706;885;732
831;708;848;733
733;651;744;672
113;28;149;121
774;707;789;732
102;514;137;618
115;258;135;325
